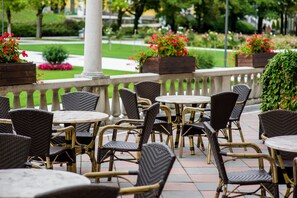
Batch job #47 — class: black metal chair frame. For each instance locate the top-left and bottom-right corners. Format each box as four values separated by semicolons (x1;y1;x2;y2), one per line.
0;96;13;134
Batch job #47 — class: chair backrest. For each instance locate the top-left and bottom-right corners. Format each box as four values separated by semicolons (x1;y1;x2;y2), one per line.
0;133;31;169
259;110;297;160
35;184;119;198
135;81;161;104
135;143;176;198
0;96;13;134
210;92;238;131
62;91;99;133
9;108;53;157
119;88;140;119
203;122;228;184
139;103;160;146
230;84;251;120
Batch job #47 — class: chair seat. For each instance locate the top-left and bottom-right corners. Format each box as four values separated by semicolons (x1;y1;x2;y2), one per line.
52;131;93;145
153;119;172;135
103;141;139;151
181;122;204;136
229;116;239;121
228;170;272;185
49;147;76;163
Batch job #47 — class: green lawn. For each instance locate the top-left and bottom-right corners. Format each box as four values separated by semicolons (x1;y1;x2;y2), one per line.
20;43;235;67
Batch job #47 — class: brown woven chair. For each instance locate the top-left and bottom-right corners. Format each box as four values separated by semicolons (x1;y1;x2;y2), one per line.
259;110;297;185
180;92;238;163
204;122;279;198
9;108;76;171
35;184;119;198
120;88;174;150
0;133;31;169
95;102;159;174
85;143;176;198
0;96;13;134
227;84;251;147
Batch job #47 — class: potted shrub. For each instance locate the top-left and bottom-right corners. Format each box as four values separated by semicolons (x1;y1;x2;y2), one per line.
0;32;36;86
131;31;196;74
235;34;276;68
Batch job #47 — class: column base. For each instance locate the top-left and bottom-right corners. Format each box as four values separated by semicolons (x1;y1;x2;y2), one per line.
75;72;110;80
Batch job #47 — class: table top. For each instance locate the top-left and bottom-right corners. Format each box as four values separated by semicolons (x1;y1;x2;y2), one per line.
52;110;109;124
0;169;90;198
155;95;210;105
265;135;297;153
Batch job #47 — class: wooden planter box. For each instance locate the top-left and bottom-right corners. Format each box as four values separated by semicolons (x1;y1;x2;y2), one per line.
235;53;276;68
141;56;196;75
0;63;36;86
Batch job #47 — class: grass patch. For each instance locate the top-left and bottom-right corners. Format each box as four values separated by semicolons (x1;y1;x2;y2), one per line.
20;43;235;67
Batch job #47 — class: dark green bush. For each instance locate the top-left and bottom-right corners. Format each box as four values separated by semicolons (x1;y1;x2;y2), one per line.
42;45;69;65
261;50;297;111
12;23;36;37
236;21;255;34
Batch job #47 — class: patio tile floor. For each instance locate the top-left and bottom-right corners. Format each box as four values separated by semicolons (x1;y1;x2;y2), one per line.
54;108;290;197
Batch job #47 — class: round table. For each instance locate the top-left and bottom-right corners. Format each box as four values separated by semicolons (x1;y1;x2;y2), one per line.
52;111;109;172
265;135;297;152
265;135;297;198
52;111;109;124
0;169;90;198
155;95;211;148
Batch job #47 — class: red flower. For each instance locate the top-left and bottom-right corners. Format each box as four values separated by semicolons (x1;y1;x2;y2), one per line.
22;50;28;57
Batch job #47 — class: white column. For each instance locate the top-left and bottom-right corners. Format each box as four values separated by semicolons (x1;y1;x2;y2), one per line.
78;0;105;79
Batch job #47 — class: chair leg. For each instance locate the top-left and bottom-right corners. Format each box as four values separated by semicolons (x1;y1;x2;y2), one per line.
215;179;223;198
125;131;130;142
179;136;184;158
108;155;114;181
189;136;195;155
95;164;101;183
207;143;212;164
169;135;174;152
159;133;163;142
197;134;205;151
236;121;247;151
227;121;233;144
46;157;53;169
151;131;156;142
88;150;96;172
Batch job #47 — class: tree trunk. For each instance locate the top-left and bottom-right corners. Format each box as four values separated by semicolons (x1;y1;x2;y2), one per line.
133;0;146;34
284;12;288;35
6;7;11;33
230;13;237;32
117;10;124;31
257;17;263;34
70;0;75;14
280;12;284;35
36;13;43;39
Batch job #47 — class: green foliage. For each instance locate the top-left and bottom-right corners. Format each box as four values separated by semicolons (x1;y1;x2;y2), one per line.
42;46;69;65
236;20;256;34
189;50;214;69
261;50;297;111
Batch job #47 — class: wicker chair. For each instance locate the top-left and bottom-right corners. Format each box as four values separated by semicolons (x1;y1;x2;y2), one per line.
204;122;279;198
180;92;238;163
0;96;13;134
120;88;174;150
85;143;176;198
35;184;119;198
0;133;31;169
227;84;251;147
259;110;297;185
95;102;159;174
9;108;76;171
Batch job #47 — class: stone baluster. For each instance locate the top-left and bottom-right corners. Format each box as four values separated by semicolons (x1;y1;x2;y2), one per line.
210;77;216;94
202;77;208;96
111;83;121;118
26;90;34;108
169;80;175;95
51;89;60;111
186;78;192;95
177;79;183;95
234;74;239;85
194;77;200;96
13;92;21;109
161;80;167;96
39;90;48;111
240;74;245;84
97;85;110;116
